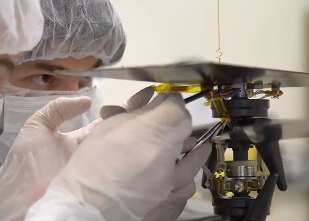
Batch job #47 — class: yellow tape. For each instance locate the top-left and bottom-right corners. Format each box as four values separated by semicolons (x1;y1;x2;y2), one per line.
207;97;230;123
151;84;210;93
155;77;204;85
265;90;283;97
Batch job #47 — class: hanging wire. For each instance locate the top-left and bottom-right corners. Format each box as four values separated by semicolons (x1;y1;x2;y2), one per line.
215;0;223;63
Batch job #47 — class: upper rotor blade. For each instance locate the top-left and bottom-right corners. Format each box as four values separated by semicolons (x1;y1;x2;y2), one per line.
56;61;309;87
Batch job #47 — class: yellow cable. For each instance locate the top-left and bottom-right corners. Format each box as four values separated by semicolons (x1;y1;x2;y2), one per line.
151;84;210;93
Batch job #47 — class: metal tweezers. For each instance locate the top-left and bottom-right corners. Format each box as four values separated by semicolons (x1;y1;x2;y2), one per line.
182;121;225;159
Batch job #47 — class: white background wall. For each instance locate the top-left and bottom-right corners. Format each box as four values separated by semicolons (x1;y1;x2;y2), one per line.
97;0;309;220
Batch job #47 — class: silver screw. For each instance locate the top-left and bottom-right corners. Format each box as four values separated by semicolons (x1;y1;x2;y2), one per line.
235;182;244;192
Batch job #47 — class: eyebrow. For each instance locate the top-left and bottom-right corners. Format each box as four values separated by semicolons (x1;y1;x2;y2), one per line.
34;59;102;73
92;59;103;69
34;63;67;72
0;58;15;73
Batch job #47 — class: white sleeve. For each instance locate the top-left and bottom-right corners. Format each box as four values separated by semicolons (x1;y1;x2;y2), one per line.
24;190;107;221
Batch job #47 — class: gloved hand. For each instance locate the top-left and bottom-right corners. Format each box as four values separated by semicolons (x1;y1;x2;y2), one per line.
0;87;155;221
102;88;212;221
142;140;211;221
25;91;211;221
0;96;102;221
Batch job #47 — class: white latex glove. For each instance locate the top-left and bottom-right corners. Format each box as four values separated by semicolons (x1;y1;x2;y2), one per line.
0;88;155;221
142;141;211;221
103;88;212;221
25;92;211;221
0;0;43;55
0;97;102;221
99;87;156;119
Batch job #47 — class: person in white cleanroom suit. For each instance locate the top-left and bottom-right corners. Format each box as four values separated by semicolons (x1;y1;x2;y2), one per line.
0;0;126;165
0;0;213;221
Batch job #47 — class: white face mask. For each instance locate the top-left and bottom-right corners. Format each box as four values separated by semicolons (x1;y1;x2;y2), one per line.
0;84;102;164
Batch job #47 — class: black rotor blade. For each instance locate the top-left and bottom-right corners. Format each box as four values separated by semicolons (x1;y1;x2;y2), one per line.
244;174;278;221
255;142;287;191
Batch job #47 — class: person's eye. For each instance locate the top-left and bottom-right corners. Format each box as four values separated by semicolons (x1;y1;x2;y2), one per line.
32;74;55;85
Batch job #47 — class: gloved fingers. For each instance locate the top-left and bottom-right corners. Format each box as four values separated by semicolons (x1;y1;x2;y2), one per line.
24;97;92;131
174;142;212;190
123;86;155;112
142;91;169;109
69;118;103;145
182;137;197;153
100;87;155;119
137;92;192;138
100;106;126;119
